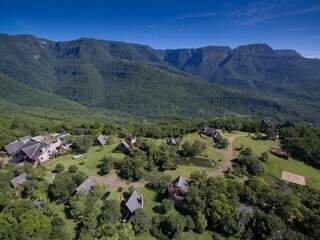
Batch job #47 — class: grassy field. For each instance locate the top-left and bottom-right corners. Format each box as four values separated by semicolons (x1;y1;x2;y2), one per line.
163;133;223;177
44;133;223;178
181;133;223;160
234;135;320;190
44;138;125;176
135;187;161;217
179;231;213;240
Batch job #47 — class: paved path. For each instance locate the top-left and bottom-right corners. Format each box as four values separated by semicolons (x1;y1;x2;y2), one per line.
90;134;240;189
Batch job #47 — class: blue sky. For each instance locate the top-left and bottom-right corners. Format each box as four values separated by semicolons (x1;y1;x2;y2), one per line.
0;0;319;57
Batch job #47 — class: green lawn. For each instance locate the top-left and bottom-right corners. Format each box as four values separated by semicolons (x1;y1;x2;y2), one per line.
135;187;160;217
179;231;213;240
44;139;125;176
181;133;223;161
164;165;208;178
234;135;320;190
164;133;223;178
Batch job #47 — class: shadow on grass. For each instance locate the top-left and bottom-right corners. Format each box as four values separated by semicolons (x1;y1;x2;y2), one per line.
180;157;215;168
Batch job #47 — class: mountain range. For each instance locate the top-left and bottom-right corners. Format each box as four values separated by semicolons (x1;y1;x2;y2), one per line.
0;33;319;123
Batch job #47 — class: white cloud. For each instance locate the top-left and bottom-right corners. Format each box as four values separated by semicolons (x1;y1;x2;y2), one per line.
232;3;320;26
172;11;224;21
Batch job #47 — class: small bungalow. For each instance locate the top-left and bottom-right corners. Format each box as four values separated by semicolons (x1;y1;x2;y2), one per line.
167;176;189;201
260;119;274;132
269;131;280;140
201;127;223;140
75;177;96;197
123;190;144;220
116;135;137;154
167;137;177;145
96;135;108;145
200;127;216;137
10;173;27;188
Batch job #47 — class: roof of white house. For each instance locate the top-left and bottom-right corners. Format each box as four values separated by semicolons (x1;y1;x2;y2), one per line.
76;177;96;196
173;176;189;193
21;140;49;161
125;191;144;213
97;135;107;145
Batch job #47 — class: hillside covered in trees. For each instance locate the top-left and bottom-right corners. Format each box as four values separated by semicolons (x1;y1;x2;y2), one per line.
0;34;320;123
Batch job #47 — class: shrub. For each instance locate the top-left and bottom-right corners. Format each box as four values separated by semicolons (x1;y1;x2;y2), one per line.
97;156;114;176
68;165;78;173
261;152;269;162
54;164;65;173
215;137;228;149
72;136;93;154
161;199;174;213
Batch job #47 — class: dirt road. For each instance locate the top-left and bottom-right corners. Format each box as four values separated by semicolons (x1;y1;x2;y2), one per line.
207;135;237;177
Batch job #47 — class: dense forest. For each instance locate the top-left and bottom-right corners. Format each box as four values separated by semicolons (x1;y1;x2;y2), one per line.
281;125;320;169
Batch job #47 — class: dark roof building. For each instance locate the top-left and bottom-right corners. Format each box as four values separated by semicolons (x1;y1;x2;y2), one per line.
21;140;49;162
75;177;96;196
167;176;189;201
96;135;108;145
201;127;216;137
125;190;144;213
116;135;137;154
4;136;31;155
260;119;274;132
10;173;27;188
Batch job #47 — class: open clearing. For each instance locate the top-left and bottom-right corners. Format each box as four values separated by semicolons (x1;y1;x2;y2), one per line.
234;135;320;190
165;132;224;177
44;138;125;176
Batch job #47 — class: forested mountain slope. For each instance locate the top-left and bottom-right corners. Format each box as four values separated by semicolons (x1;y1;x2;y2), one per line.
163;44;320;102
0;33;319;122
0;74;87;111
